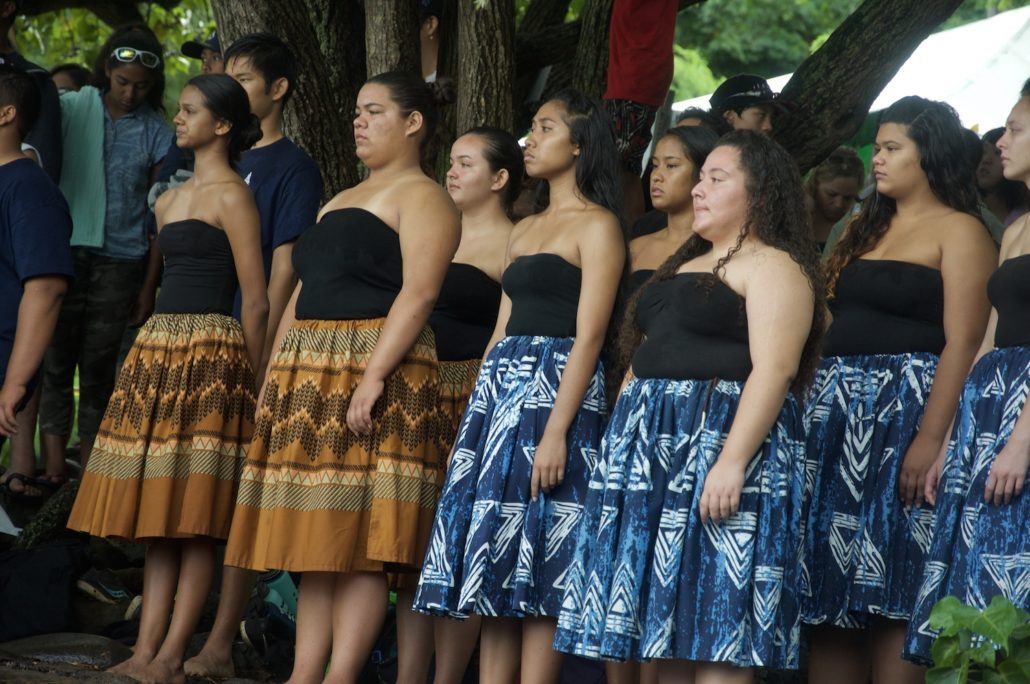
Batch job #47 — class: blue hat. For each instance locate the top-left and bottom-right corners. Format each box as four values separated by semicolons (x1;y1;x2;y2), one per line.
181;30;220;59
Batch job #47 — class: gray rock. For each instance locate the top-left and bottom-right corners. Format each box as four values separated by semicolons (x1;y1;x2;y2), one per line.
0;633;131;670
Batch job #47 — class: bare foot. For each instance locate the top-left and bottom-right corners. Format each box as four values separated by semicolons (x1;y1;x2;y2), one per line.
135;656;186;684
183;646;235;678
107;653;153;680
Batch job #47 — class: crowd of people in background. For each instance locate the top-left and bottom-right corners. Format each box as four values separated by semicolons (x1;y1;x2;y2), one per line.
0;0;1027;683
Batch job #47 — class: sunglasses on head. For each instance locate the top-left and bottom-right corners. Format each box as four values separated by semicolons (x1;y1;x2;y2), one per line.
111;47;161;69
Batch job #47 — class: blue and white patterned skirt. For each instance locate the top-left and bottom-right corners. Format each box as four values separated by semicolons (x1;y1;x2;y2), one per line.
412;335;606;618
553;377;807;668
904;345;1030;664
802;352;939;627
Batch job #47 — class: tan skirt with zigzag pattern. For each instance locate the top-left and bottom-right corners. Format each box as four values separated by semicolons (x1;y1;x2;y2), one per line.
67;313;255;541
224;318;444;573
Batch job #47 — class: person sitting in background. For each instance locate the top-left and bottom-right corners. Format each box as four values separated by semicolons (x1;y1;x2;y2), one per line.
980;127;1029;229
50;64;91;94
0;63;73;496
709;74;786;135
805;146;864;249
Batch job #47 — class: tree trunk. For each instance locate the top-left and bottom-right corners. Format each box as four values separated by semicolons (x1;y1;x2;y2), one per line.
457;0;515;133
211;0;366;196
519;0;573;33
571;0;614;98
433;0;460;180
364;0;420;78
775;0;966;174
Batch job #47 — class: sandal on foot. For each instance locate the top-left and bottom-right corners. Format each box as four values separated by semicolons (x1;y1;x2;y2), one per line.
0;471;45;502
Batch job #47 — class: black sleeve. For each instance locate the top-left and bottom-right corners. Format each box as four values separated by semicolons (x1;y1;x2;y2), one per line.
24;68;62;183
154;139;191;184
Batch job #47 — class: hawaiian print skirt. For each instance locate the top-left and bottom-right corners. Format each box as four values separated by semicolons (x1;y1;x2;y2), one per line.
67;313;255;541
802;352;939;627
904;346;1030;664
553;377;807;668
413;335;607;618
224;318;444;573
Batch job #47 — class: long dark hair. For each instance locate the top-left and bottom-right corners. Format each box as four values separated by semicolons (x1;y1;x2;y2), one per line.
616;130;826;395
825;96;983;293
186;74;262;166
94;24;166;113
367;70;456;164
544;88;624;222
981;127;1030;214
655;125;719;184
463;125;524;215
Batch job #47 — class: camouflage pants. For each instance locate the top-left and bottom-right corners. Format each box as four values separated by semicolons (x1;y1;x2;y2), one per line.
39;249;144;440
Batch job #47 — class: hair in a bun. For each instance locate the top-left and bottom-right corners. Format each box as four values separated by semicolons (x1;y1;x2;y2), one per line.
429;77;456;107
187;74;263;165
367;69;454;153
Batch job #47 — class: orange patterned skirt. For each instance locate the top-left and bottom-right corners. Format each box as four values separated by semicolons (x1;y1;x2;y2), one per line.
224;318;445;573
67;313;255;542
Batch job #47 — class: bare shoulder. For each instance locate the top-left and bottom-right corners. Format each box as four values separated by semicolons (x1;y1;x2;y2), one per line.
575;204;622;247
999;214;1030;259
746;244;811;290
154;184;179;220
938;210;995;249
398;173;457;217
214;179;253;210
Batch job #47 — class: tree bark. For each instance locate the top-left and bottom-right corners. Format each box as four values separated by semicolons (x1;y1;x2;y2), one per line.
457;0;515;133
211;0;366;196
519;0;572;34
571;0;614;98
775;0;966;174
433;0;460;180
364;0;420;78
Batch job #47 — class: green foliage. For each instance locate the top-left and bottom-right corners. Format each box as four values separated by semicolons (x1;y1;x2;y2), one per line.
671;44;718;100
13;0;214;117
926;595;1030;683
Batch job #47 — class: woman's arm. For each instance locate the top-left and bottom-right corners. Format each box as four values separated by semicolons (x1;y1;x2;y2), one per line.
346;185;460;434
219;186;270;376
899;220;996;506
530;213;624;500
698;253;814;524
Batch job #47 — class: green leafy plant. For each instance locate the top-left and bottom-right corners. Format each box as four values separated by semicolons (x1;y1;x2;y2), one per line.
927;594;1030;683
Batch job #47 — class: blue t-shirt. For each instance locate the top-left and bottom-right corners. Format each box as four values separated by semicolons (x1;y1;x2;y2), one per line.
0;158;75;385
95;102;173;260
233;136;322;315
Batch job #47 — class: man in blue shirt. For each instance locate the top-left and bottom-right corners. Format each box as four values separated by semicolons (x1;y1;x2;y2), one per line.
0;64;73;497
184;33;322;679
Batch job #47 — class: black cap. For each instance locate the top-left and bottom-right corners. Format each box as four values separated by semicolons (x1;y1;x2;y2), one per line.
181;30;220;59
710;74;783;114
420;0;443;19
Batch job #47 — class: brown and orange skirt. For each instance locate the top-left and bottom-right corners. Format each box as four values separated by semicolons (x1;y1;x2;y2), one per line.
224;318;445;574
67;313;255;542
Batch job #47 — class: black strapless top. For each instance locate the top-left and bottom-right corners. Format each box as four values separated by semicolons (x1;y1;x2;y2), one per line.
293;208;403;320
430;263;501;361
632;273;751;381
502;253;581;337
988;253;1030;348
824;259;945;357
154;220;237;316
627;268;655;296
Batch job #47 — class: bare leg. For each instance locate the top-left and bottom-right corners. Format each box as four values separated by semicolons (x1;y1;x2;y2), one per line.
641;661;659;684
479;617;521;684
138;540;217;683
871;618;925;684
607;661;641;684
9;387;40;479
109;542;180;679
520;617;564;684
183;565;259;677
807;625;869;684
657;660;695;684
285;572;334;684
433;613;482;684
323;572;388;684
694;662;752;684
42;432;69;476
395;586;434;684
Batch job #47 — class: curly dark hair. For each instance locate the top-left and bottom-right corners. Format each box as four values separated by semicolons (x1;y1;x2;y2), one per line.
825;96;984;294
615;130;826;395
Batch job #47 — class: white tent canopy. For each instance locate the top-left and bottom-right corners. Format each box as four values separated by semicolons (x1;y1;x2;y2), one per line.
673;6;1030;132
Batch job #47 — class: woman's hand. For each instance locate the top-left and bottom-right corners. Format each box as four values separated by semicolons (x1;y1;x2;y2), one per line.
699;457;747;524
984;437;1029;506
923;447;947;506
346;377;385;435
899;432;942;508
531;431;567;501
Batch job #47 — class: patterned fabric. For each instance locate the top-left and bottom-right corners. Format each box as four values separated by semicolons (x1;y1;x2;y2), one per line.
413;335;607;618
904;346;1030;664
224;318;444;573
603;98;658;172
553;378;806;668
67;313;254;541
802;352;939;627
438;357;481;451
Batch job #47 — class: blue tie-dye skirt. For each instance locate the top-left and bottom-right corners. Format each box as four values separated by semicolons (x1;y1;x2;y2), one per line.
802;352;939;627
904;345;1030;664
552;377;806;668
412;335;607;618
